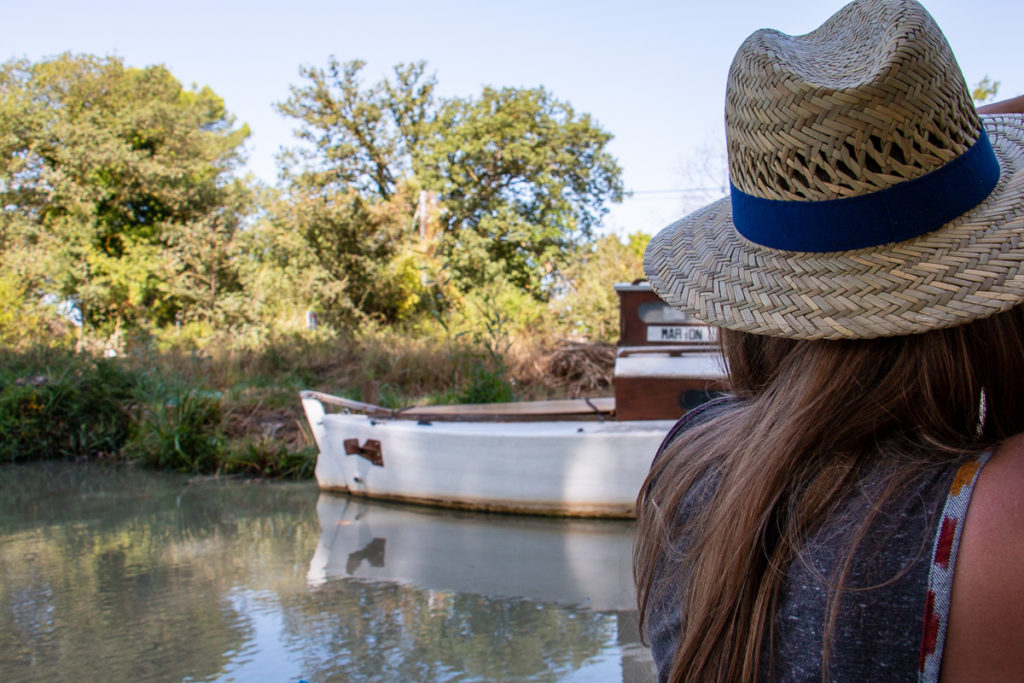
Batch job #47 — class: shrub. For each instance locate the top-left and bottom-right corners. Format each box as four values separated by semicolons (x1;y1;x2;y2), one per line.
0;352;135;462
124;386;227;473
221;440;317;479
457;360;515;404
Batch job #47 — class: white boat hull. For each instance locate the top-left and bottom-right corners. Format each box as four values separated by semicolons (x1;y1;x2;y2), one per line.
301;393;674;517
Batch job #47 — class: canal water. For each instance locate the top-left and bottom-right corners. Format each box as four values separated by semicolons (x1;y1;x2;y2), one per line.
0;463;655;682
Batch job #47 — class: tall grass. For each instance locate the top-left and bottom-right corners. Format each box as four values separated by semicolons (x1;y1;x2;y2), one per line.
0;325;613;477
124;380;226;473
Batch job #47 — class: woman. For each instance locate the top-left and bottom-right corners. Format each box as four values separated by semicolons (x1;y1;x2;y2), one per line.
634;1;1024;681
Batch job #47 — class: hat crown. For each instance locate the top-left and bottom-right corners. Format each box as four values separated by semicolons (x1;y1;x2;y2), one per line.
726;0;982;202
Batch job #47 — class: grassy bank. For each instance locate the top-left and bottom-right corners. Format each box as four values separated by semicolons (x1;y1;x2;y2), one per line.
0;331;614;478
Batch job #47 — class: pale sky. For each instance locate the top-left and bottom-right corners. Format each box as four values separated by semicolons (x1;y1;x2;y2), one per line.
4;0;1021;237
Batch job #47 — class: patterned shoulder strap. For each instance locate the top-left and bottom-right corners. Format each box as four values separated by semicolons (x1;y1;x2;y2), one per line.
918;451;993;681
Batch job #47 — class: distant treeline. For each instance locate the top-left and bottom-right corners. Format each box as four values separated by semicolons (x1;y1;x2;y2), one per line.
0;53;649;356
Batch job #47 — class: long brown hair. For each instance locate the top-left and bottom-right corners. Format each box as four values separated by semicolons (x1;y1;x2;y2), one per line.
634;305;1024;682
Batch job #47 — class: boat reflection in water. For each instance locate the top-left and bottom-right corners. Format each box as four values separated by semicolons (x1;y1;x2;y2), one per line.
0;464;655;682
307;492;656;681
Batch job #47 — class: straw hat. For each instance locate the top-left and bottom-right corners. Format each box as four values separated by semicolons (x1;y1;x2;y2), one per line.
644;0;1024;340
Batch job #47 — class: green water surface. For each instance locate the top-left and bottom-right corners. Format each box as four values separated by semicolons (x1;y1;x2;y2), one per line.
0;463;654;682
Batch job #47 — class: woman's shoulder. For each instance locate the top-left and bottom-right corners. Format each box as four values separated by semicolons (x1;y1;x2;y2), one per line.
941;432;1024;681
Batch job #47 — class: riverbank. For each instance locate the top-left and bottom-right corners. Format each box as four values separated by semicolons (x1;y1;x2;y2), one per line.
0;332;615;478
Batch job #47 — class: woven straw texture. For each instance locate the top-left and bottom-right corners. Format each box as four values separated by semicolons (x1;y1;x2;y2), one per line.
726;0;981;202
645;0;1024;340
646;117;1024;340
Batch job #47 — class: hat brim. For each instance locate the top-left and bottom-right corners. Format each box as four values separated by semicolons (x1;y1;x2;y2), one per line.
644;115;1024;340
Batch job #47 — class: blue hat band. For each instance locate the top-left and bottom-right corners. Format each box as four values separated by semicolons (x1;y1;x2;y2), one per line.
730;128;1001;252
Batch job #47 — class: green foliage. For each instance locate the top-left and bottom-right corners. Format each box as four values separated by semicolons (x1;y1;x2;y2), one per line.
421;86;624;294
271;59;446;324
276;59;435;200
260;180;433;325
0;351;135;462
412;275;548;403
2;52;629;355
0;53;641;475
275;58;623;307
222;441;318;479
0;349;314;478
457;362;515;404
0;272;73;347
972;76;1000;103
0;275;29;342
124;385;227;473
551;231;650;343
0;54;252;336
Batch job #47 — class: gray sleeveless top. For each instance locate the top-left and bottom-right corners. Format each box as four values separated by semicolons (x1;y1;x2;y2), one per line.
645;398;988;682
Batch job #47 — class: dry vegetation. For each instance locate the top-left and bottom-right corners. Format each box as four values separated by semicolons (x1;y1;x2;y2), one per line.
128;332;618;469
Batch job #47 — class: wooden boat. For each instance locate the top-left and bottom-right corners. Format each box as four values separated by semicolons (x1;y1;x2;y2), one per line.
300;282;726;517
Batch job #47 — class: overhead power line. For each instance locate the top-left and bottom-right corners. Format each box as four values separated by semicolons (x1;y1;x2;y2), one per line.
627;187;725;195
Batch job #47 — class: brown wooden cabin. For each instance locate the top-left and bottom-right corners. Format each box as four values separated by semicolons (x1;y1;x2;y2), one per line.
613;282;728;421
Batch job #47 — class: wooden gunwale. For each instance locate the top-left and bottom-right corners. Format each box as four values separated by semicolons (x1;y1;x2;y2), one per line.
300;390;616;422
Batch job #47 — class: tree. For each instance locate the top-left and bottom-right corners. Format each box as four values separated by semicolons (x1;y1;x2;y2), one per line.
972;76;1000;103
272;59;440;325
276;59;436;202
275;58;623;308
550;231;649;343
257;180;432;326
419;86;623;293
0;54;251;339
